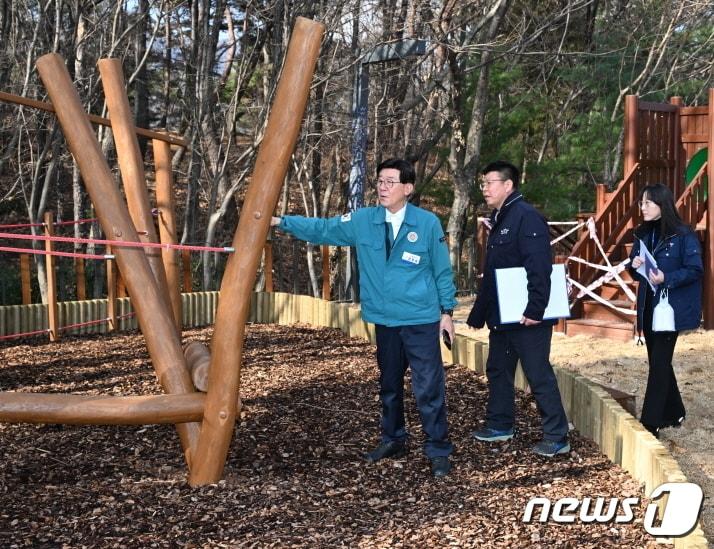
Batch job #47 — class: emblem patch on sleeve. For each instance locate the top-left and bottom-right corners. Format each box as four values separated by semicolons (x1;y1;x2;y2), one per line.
340;213;352;222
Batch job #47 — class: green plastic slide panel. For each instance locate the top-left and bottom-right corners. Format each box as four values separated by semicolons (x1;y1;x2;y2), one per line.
684;147;707;200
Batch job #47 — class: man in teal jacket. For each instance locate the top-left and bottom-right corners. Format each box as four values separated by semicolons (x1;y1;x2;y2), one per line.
271;158;457;477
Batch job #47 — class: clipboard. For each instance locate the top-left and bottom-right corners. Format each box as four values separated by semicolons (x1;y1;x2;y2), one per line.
495;264;570;324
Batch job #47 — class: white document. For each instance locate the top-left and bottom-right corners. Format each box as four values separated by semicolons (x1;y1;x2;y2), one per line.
495;264;570;324
636;239;659;293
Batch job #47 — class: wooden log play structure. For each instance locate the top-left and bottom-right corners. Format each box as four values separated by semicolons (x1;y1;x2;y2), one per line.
0;16;324;486
34;50;201;462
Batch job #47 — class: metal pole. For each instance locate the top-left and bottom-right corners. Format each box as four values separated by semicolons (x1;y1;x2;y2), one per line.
345;40;427;302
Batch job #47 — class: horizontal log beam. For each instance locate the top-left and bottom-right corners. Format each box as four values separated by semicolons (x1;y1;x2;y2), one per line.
0;392;205;425
0;90;187;147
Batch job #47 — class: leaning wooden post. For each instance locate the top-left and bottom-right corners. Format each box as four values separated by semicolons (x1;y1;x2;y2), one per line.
20;254;31;304
704;88;714;329
106;245;117;331
189;17;325;486
44;212;59;342
153;137;182;332
98;59;173;323
321;245;330;300
36;53;200;463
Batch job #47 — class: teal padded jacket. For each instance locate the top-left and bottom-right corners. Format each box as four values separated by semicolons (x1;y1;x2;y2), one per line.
279;203;457;327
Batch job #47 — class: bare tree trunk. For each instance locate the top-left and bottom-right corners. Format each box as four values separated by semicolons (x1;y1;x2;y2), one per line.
446;0;510;268
133;0;149;157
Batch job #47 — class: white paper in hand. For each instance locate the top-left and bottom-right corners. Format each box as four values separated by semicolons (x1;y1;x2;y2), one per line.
495;264;570;324
636;239;658;293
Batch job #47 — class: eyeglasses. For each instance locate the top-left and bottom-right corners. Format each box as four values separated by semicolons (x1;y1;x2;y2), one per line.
479;179;505;191
638;199;656;208
376;179;403;189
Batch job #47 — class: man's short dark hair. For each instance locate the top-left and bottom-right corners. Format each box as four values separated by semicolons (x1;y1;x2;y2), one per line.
481;160;520;189
377;158;416;184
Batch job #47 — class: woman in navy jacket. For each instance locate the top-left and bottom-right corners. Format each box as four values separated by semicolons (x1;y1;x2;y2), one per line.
629;184;703;438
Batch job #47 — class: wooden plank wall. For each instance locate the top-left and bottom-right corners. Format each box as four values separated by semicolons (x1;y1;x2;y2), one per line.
680;106;709;162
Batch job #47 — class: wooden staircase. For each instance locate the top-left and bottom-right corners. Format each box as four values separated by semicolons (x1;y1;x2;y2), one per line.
565;236;638;341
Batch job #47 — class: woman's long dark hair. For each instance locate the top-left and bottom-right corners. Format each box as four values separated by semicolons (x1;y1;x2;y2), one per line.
637;183;686;238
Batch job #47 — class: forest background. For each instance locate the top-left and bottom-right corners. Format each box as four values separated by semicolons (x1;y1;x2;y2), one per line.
0;0;712;304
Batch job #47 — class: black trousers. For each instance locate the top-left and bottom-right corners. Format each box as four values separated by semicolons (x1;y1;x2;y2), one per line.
375;322;452;458
485;324;569;442
641;300;686;429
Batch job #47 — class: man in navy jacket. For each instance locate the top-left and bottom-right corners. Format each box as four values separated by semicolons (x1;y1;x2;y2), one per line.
467;160;569;456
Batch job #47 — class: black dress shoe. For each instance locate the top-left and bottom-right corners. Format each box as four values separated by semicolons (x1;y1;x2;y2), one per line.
430;456;451;478
364;441;408;463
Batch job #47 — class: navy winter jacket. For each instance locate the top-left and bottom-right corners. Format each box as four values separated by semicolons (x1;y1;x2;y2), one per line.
467;192;555;331
629;223;703;332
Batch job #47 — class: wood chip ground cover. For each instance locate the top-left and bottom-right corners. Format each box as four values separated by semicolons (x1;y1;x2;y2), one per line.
0;325;657;547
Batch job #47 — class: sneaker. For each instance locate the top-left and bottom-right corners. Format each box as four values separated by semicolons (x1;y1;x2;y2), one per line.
472;427;514;442
532;439;570;457
430;456;451;478
364;441;408;463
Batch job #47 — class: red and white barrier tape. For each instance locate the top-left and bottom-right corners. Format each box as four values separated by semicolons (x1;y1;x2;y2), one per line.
0;218;98;230
0;231;234;253
0;245;114;260
567;277;636;316
574;258;632;299
59;317;113;332
52;217;98;227
576;217;636;302
0;328;51;341
550;221;587;246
